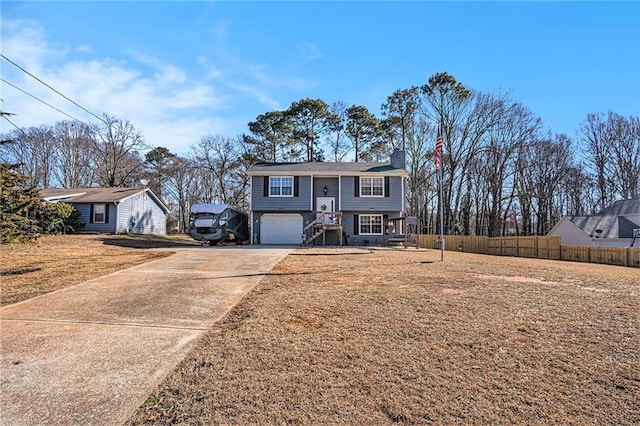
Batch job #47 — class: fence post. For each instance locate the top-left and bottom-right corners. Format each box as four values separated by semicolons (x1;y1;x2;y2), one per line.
626;247;630;268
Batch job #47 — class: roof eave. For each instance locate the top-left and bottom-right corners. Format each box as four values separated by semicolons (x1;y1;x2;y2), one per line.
247;170;408;177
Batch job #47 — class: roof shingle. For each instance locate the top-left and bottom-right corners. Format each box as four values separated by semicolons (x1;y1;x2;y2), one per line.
247;161;407;176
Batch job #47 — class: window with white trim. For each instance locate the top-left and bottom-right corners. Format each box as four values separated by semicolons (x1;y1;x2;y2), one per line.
359;214;383;235
269;176;294;197
360;177;384;197
93;203;106;223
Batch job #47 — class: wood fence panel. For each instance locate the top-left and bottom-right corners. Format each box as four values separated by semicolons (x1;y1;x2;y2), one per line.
538;236;561;260
464;235;488;254
446;235;463;252
561;246;589;263
476;236;488;254
501;237;518;257
418;235;440;249
487;238;502;256
628;248;640;268
517;237;538;258
416;235;637;268
590;247;627;266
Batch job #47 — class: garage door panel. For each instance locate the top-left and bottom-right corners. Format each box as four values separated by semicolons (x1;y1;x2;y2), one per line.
261;214;302;244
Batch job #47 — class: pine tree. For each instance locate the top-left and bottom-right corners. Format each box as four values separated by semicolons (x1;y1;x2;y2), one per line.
0;161;40;243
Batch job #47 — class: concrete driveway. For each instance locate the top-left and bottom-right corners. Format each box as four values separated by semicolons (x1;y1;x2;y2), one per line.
0;246;293;425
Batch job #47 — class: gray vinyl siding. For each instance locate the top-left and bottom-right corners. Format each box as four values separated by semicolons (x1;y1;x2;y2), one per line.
117;192;167;235
341;176;404;211
313;178;339;205
72;196;166;235
74;203;117;233
252;176;312;211
342;211;398;246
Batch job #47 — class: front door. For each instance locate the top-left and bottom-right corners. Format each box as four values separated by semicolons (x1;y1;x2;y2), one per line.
316;197;336;224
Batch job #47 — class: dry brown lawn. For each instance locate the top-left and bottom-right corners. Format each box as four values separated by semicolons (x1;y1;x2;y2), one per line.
128;248;639;425
2;237;638;424
0;234;199;306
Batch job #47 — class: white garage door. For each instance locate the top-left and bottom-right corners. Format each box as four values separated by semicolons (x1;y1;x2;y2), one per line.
261;214;302;244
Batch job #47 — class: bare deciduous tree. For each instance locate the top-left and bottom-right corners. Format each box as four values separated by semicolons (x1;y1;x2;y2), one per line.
191;135;250;209
0;125;55;188
52;121;95;188
93;113;147;187
420;72;504;234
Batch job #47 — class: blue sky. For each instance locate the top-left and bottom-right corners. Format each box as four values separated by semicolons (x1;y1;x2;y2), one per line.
2;1;639;156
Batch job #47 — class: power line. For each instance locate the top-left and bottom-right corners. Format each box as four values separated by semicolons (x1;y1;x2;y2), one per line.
1;53;105;124
1;78;83;123
1;114;30;138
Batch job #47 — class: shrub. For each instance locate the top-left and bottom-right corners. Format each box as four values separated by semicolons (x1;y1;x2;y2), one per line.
38;202;82;234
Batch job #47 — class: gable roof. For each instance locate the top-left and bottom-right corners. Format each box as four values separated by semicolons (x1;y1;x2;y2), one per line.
566;215;619;239
599;196;640;215
247;161;408;176
563;215;640;239
39;187;169;213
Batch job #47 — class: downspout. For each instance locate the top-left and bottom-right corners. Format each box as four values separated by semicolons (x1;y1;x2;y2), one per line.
114;201;119;233
249;176;254;245
310;175;314;211
401;175;405;234
338;175;342;211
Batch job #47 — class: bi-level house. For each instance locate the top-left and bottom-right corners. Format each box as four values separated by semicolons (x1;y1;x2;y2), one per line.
247;151;408;246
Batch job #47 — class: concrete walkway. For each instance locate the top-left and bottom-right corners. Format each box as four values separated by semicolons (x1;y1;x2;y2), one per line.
0;246;293;426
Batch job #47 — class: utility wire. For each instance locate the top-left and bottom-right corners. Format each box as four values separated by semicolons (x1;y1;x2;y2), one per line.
1;114;30;138
1;78;83;123
2;114;21;130
1;53;105;123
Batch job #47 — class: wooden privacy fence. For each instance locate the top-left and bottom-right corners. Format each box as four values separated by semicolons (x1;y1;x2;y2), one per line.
417;234;640;268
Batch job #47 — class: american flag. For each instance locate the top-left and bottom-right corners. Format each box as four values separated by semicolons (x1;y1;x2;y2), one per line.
434;125;443;169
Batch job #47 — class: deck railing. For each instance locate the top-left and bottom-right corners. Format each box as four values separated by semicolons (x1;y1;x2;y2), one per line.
303;212;343;246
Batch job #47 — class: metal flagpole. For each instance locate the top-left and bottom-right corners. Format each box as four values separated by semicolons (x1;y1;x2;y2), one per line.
435;123;445;261
439;154;444;261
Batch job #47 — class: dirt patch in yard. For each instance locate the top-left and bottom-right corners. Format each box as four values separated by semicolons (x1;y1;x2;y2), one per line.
130;249;639;425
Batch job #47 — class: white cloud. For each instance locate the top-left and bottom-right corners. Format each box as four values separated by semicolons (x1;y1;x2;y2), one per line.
0;18;66;74
76;45;92;54
294;43;324;64
227;82;280;111
1;15;322;156
0;18;231;155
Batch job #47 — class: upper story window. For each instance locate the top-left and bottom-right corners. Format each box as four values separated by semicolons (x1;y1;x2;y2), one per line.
269;176;294;197
93;203;106;223
360;177;384;197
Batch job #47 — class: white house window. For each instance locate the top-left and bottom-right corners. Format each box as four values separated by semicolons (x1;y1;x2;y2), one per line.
360;177;384;197
93;203;106;223
269;176;294;197
359;214;383;235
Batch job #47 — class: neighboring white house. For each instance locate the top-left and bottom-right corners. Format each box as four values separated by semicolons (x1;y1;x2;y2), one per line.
548;197;640;247
40;187;169;235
